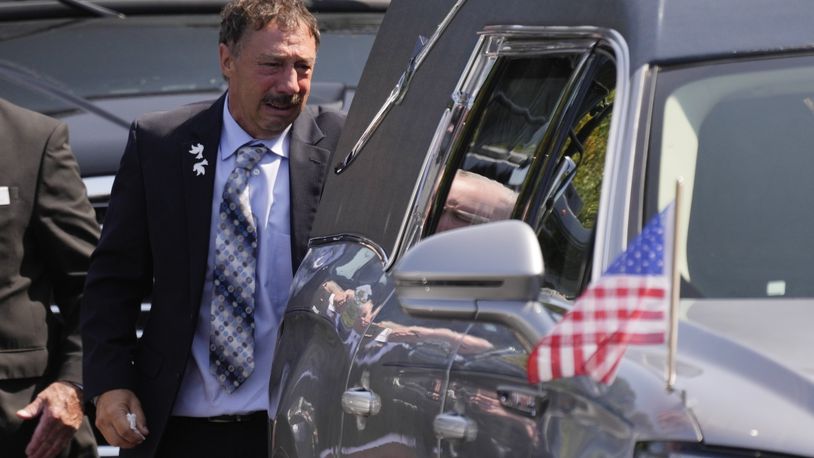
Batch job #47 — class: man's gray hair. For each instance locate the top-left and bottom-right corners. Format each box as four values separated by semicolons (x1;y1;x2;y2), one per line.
220;0;320;54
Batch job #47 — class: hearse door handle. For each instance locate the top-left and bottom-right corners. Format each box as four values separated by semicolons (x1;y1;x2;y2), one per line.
341;388;381;417
433;413;477;441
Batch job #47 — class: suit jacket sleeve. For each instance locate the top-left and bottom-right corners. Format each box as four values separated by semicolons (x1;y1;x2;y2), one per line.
81;122;154;400
34;122;100;385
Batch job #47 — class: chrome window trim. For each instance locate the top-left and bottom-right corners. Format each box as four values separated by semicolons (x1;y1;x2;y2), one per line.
393;33;493;262
391;26;631;273
334;0;468;173
309;233;389;265
518;50;592;228
593;61;644;280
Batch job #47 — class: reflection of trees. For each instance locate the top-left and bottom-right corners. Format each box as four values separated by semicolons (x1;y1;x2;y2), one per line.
562;90;614;230
473;90;550;156
469;56;576;157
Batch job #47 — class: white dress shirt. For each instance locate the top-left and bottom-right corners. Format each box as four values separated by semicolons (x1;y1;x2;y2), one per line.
173;96;293;416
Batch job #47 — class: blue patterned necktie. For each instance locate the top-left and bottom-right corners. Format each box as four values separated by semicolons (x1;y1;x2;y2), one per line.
210;143;268;393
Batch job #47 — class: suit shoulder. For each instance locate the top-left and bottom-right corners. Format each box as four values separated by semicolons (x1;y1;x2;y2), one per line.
0;98;62;138
134;98;219;136
306;105;346;130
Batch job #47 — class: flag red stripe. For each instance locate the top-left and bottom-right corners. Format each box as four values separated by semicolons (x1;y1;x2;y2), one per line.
582;287;666;299
570;310;665;321
550;334;562;379
573;332;584;377
590;331;608;378
542;331;665;346
527;345;540;384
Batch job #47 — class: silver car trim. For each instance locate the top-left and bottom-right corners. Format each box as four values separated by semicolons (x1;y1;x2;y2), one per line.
57;0;126;18
590;33;634;278
433;413;478;441
334;0;469;173
394;33;492;261
392;26;631;273
309;234;389;264
341;387;382;417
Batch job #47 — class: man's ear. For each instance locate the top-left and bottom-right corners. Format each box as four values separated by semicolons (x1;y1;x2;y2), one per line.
219;43;234;79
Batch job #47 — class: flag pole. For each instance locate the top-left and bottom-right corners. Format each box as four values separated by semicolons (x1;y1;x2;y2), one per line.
666;178;683;392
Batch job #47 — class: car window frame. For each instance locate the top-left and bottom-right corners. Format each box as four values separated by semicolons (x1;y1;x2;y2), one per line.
525;48;618;298
395;27;605;261
393;27;631;299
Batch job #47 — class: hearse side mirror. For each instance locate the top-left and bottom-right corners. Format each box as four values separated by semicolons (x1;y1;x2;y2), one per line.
393;220;556;349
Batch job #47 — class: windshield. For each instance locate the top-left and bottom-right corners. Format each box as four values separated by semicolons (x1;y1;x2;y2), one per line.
647;54;814;300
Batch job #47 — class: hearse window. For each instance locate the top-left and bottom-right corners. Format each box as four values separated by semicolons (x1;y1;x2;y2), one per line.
429;54;583;234
534;53;616;299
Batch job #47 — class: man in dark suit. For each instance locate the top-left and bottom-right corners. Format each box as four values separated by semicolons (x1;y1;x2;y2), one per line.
80;0;344;456
0;98;100;457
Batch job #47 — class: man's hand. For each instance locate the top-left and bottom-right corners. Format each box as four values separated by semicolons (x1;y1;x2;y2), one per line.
15;381;83;458
94;389;149;448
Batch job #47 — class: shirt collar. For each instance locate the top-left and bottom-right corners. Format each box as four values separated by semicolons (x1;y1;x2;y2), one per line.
220;93;291;161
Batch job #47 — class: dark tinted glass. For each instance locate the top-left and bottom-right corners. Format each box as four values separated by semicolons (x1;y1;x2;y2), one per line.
536;54;615;298
432;54;581;234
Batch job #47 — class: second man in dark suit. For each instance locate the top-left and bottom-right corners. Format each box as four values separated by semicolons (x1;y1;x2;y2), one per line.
80;0;344;456
0;98;100;458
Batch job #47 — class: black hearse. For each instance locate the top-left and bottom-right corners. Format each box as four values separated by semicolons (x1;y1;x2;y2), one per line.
270;0;814;456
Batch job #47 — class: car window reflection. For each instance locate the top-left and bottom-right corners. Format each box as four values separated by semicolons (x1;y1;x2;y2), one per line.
537;55;615;299
432;55;581;235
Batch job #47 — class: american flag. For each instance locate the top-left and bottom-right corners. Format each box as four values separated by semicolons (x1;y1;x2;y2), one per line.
528;203;674;385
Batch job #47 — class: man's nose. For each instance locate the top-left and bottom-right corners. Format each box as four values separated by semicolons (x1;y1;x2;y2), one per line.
276;66;300;94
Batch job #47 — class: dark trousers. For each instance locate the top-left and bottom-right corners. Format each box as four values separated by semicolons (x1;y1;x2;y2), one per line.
0;378;98;457
155;414;269;458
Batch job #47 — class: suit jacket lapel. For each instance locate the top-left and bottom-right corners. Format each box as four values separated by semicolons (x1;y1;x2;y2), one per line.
181;95;225;310
289;107;330;269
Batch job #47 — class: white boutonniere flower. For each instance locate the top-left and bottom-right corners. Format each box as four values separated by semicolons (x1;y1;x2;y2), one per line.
189;143;208;176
